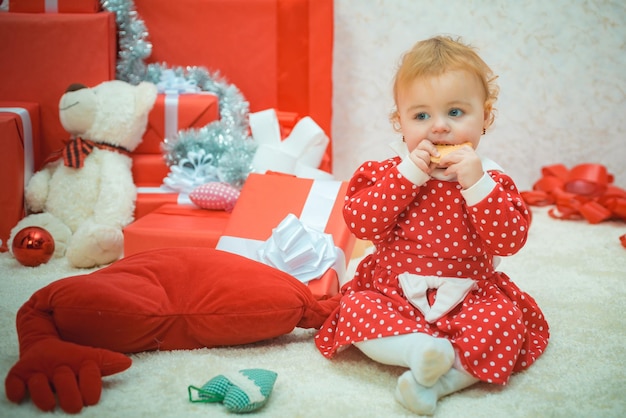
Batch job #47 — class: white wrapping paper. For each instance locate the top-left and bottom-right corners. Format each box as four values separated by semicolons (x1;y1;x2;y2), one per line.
249;109;334;180
135;186;192;205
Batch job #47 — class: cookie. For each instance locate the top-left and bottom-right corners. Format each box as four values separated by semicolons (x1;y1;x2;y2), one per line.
430;142;472;164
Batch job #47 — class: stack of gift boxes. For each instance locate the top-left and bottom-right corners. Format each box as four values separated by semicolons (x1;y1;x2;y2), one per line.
0;0;115;249
0;0;354;299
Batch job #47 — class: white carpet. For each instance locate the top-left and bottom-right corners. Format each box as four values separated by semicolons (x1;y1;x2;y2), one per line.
0;207;624;418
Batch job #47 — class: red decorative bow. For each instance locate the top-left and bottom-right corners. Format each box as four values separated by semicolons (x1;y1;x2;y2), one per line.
521;164;626;248
44;137;131;169
62;137;96;168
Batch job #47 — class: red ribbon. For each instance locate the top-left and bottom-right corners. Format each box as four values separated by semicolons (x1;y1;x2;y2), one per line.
521;164;626;248
62;137;95;168
44;137;131;169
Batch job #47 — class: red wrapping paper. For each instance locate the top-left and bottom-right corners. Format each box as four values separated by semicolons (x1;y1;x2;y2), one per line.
133;184;184;220
132;0;333;172
217;173;356;299
123;204;231;256
0;12;116;171
0;103;40;251
522;163;626;247
135;93;220;154
4;0;101;13
132;154;170;190
522;163;626;224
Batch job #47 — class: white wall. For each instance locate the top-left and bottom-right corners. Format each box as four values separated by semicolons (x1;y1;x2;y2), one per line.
331;0;626;191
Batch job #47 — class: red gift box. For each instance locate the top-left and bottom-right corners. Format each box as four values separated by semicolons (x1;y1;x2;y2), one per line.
123;204;231;256
131;92;220;218
0;102;40;251
216;173;355;299
132;154;170;190
132;109;303;219
132;0;333;172
134;92;220;155
133;184;190;220
131;92;219;217
3;0;101;13
0;12;116;171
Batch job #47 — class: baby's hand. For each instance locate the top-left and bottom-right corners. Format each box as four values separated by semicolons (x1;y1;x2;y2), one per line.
437;144;483;189
409;140;439;174
430;142;472;166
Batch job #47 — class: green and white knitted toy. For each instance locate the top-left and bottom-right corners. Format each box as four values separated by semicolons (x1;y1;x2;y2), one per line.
188;369;278;413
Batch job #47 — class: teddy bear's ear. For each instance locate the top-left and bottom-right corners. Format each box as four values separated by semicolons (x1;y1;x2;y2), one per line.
66;83;88;93
135;82;158;114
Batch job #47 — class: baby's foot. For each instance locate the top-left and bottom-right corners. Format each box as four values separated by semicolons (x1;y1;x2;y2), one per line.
394;371;437;416
409;338;454;387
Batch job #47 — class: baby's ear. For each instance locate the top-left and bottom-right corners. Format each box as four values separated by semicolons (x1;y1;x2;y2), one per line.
390;109;401;132
483;103;494;126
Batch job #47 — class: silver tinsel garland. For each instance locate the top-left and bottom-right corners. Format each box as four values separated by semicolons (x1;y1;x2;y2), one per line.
162;121;256;188
100;0;255;188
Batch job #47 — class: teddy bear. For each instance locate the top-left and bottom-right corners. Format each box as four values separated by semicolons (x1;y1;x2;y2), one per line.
9;80;158;268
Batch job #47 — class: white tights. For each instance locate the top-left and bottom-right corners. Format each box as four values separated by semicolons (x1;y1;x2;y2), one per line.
354;333;455;387
354;334;479;415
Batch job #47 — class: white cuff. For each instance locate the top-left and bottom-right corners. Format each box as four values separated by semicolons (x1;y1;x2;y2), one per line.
461;172;497;206
397;157;430;186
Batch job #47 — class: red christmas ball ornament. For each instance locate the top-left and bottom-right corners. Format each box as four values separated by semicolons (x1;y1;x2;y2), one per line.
12;227;55;267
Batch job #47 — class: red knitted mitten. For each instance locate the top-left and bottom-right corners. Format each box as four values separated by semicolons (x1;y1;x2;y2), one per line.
5;338;131;414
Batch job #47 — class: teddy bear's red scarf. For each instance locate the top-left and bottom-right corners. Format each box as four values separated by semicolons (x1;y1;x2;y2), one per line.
45;137;132;169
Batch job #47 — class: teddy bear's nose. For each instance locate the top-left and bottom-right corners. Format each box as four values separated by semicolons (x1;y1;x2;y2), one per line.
66;83;88;93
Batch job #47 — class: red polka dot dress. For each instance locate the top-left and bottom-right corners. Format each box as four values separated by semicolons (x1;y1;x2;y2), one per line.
315;156;550;385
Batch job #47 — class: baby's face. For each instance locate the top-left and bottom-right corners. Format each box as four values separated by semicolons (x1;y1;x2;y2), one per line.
396;70;488;153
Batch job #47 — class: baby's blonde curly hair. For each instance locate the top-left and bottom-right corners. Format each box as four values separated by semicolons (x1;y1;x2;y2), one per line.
390;36;499;130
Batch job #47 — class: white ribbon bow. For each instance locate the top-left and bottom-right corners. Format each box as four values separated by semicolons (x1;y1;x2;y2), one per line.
249;109;334;180
398;273;477;323
256;213;340;283
163;149;220;194
156;69;201;94
216;180;346;283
